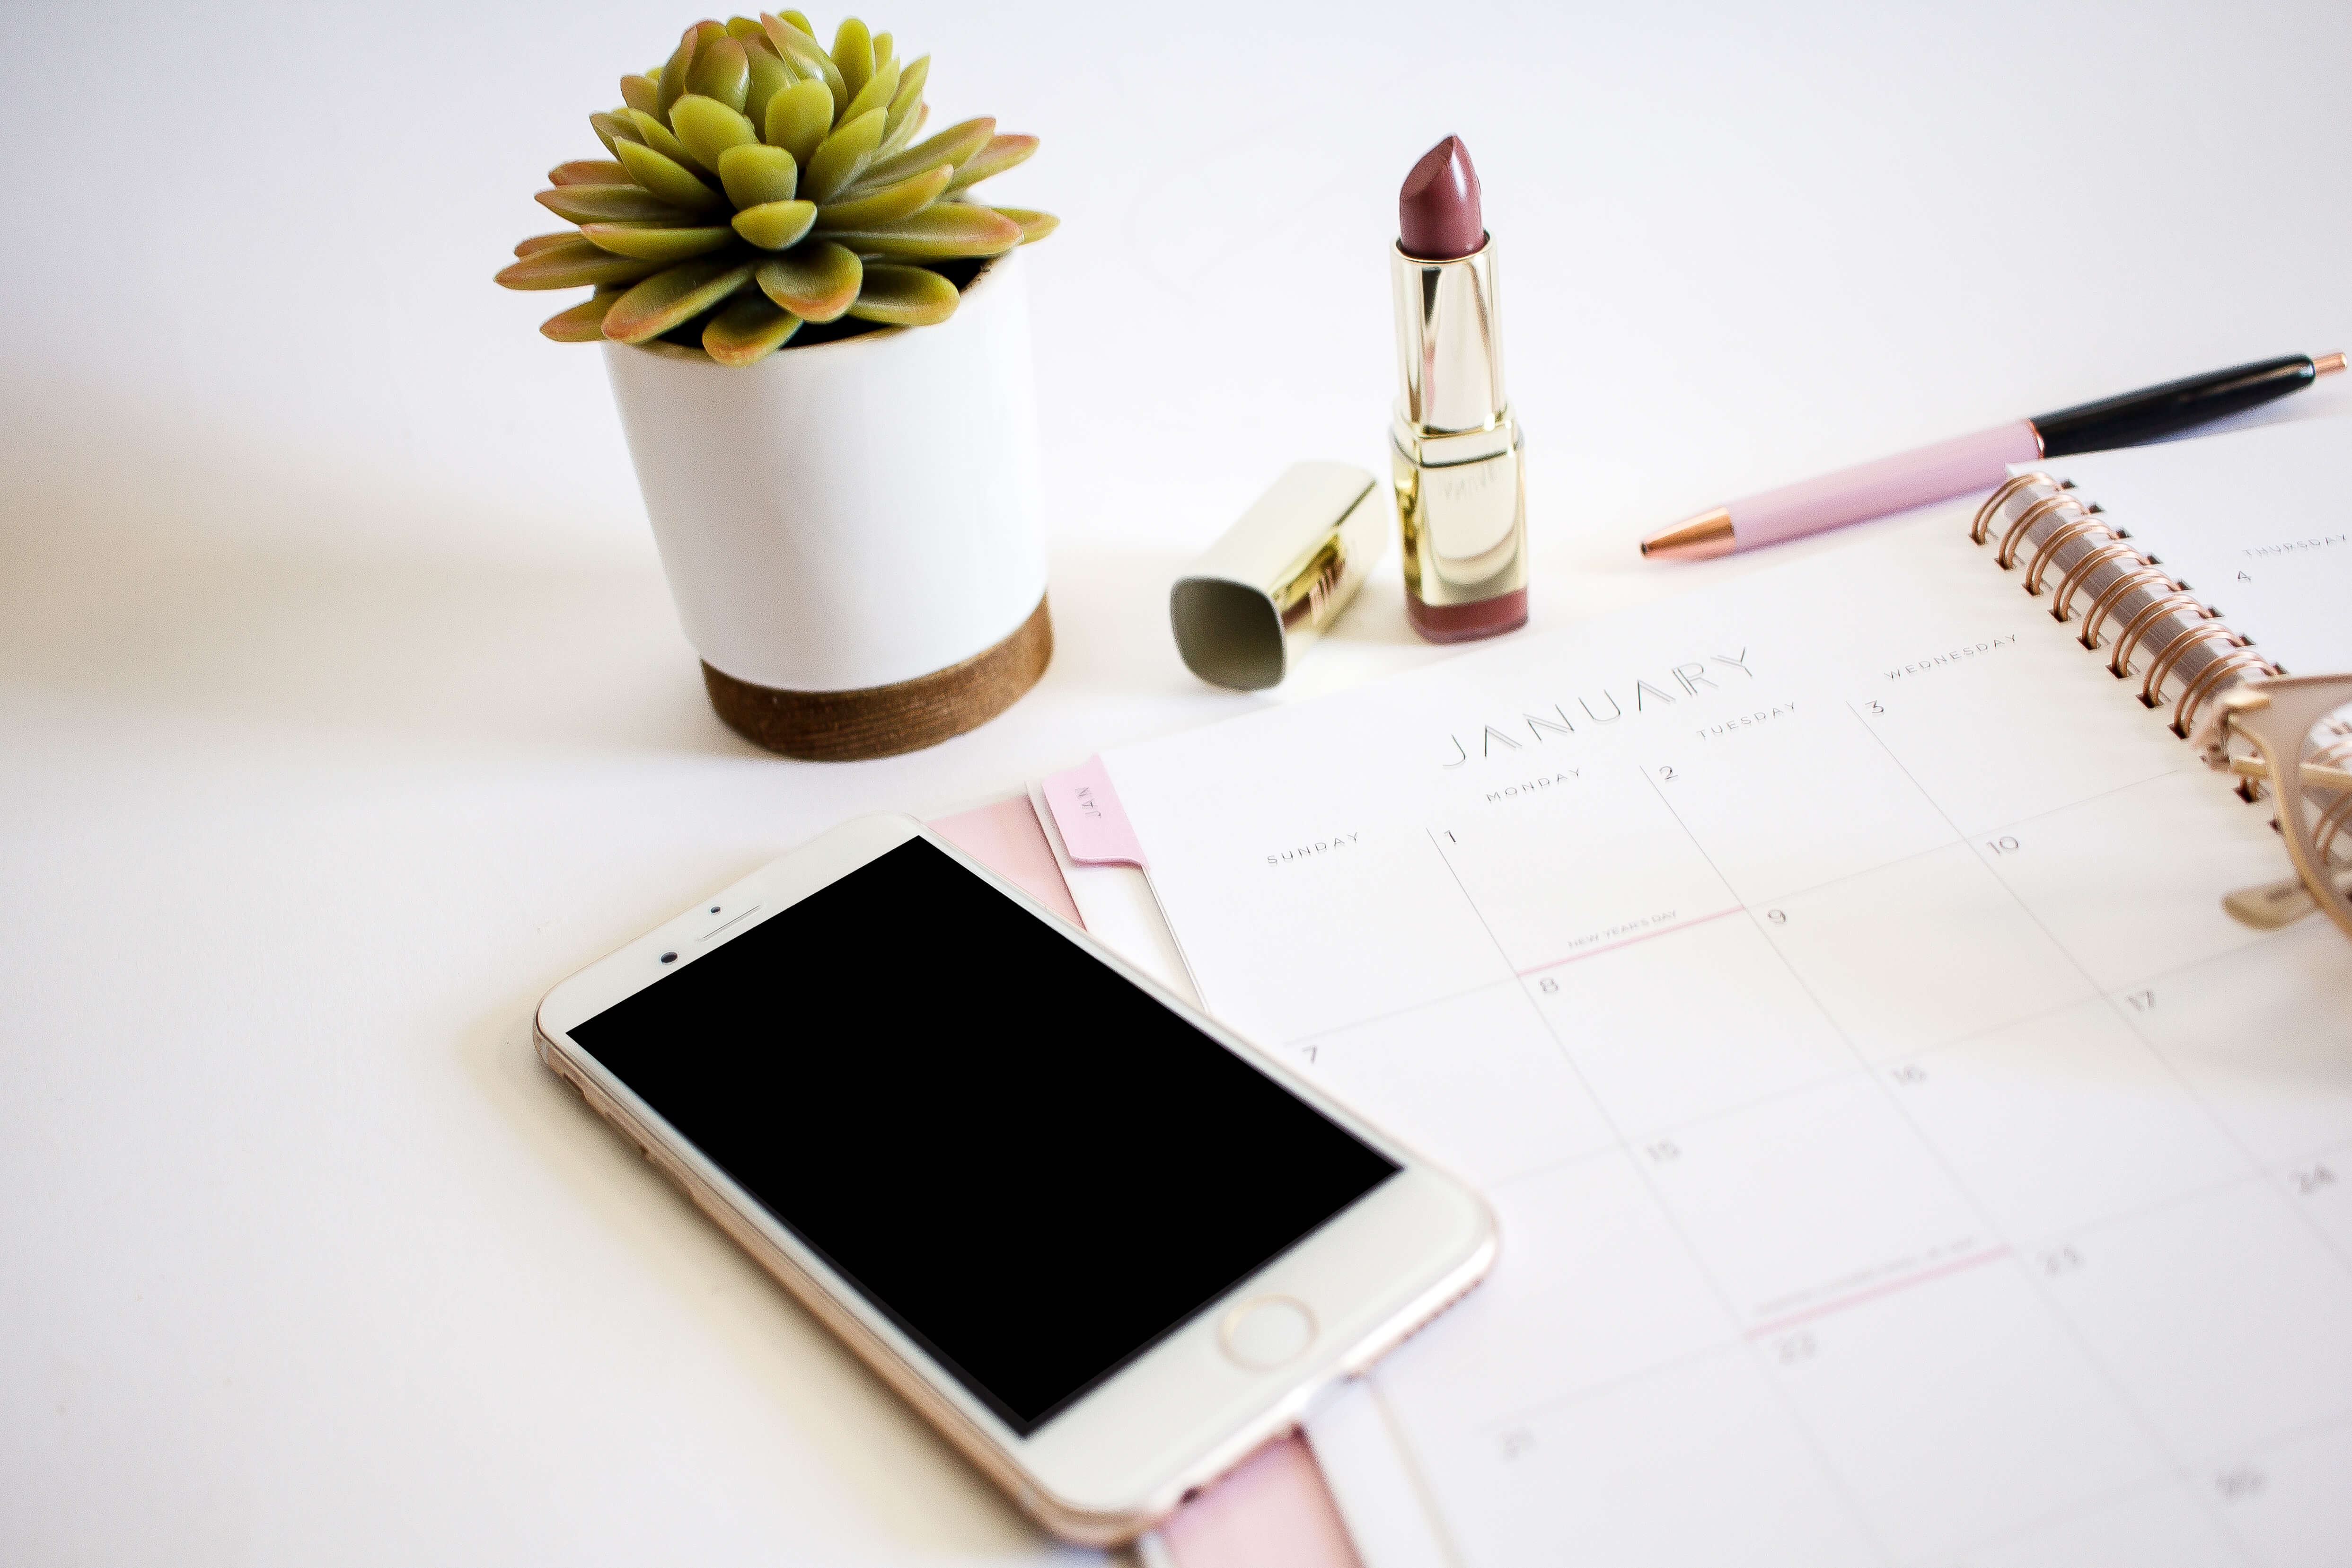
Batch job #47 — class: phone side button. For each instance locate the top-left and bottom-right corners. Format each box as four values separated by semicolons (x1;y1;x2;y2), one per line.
1217;1296;1317;1371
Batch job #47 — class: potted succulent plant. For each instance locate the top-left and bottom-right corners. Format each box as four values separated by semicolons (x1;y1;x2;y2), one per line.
498;13;1058;760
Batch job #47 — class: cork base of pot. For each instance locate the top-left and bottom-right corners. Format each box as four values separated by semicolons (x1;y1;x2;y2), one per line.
703;596;1052;761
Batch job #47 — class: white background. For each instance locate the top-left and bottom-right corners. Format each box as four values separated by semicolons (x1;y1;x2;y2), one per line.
3;1;2348;1562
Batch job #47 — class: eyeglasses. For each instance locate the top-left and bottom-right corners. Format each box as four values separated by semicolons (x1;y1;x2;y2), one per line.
2191;673;2352;943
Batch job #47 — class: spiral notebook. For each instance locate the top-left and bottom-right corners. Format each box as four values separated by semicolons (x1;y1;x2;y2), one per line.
1976;416;2352;722
1039;418;2352;1568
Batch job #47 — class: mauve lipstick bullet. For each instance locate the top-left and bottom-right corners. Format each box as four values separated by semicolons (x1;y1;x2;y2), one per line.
1399;135;1485;262
1390;136;1527;642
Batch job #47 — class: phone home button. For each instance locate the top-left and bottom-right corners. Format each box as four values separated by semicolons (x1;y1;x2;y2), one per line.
1219;1296;1317;1371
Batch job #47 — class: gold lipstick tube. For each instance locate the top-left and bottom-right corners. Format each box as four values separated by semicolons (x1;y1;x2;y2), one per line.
1390;238;1527;642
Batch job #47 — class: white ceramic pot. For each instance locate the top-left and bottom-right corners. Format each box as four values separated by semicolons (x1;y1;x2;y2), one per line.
604;248;1050;758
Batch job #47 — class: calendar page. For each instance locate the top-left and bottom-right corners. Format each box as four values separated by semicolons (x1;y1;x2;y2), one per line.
2036;417;2352;680
1101;515;2352;1567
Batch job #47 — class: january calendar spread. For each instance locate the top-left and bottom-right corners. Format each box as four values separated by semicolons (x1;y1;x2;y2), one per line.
1095;504;2352;1565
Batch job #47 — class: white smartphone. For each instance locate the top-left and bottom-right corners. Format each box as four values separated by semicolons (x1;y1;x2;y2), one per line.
534;813;1495;1543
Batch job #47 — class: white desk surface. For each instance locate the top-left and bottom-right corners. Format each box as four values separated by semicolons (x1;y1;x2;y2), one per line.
5;1;2348;1561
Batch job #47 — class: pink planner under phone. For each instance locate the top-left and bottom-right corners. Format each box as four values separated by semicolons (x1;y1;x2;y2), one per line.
925;794;1363;1568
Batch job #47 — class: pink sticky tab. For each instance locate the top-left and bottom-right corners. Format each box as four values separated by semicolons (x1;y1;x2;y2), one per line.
1042;755;1146;868
928;797;1084;928
1155;1434;1362;1568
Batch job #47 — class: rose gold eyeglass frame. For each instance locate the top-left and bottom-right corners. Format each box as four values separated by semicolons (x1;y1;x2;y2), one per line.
2190;672;2352;943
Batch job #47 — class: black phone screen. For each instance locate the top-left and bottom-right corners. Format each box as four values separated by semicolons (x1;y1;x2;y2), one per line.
567;836;1397;1436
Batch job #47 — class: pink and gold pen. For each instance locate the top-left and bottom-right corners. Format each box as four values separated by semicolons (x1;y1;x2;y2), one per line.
1641;352;2346;560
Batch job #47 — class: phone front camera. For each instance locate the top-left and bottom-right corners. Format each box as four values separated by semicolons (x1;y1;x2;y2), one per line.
660;951;678;964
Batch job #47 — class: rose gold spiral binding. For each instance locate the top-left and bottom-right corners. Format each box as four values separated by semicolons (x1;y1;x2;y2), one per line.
2077;564;2181;650
1998;494;2087;569
2141;622;2246;707
2023;514;2117;596
2049;540;2148;622
2172;648;2275;738
1966;479;2282;762
1973;473;2057;544
2107;592;2208;676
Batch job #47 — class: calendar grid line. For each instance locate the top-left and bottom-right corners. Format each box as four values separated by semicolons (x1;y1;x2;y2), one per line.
1834;692;2282;1545
1416;820;1907;1566
1614;745;2189;1565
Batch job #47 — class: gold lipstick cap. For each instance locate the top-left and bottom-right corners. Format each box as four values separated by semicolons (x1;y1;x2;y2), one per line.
1171;462;1388;689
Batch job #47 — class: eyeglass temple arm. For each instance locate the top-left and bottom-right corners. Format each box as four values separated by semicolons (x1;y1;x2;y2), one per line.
2225;755;2352;792
2215;749;2351;930
2224;863;2352;931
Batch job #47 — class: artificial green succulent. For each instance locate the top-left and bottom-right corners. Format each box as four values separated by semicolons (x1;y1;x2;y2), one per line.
497;12;1056;364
